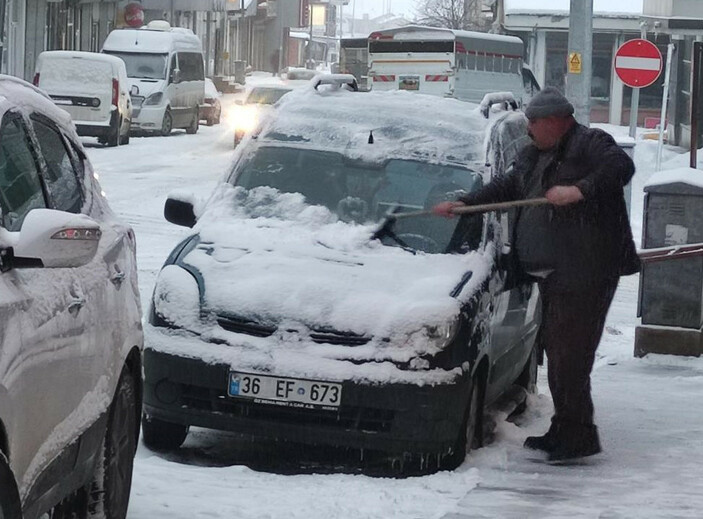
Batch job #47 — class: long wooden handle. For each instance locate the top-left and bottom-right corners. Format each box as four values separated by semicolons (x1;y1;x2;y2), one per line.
389;197;550;220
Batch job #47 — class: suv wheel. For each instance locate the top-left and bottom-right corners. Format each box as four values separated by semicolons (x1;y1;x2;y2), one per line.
119;121;131;145
51;366;138;519
0;452;21;519
442;375;484;470
142;416;188;451
185;108;199;135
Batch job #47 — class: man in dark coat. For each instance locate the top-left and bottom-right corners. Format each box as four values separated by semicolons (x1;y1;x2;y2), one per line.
434;87;640;462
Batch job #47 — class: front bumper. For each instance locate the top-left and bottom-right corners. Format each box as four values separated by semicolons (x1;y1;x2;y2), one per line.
131;104;166;130
144;347;471;455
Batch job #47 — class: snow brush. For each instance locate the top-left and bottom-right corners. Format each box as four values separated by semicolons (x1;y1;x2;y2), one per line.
371;197;549;241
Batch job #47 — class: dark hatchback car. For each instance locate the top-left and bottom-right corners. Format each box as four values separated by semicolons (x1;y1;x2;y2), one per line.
142;86;539;471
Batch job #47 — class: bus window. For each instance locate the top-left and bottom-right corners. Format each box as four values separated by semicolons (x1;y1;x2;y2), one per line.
476;52;485;71
467;53;476;70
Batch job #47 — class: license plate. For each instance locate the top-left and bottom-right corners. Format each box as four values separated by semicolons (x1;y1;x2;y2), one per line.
228;372;342;409
399;76;420;90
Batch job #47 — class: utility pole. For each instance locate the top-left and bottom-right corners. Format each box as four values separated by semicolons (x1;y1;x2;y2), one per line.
565;0;593;126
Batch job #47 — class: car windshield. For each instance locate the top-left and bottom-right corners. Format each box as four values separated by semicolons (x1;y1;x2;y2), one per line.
246;88;292;105
105;52;168;80
231;147;483;254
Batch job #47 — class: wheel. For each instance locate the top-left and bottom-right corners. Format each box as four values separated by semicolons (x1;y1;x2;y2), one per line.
0;452;21;519
51;365;139;519
142;415;188;451
160;109;173;136
205;116;214;127
443;375;484;470
213;103;221;125
106;118;121;147
119;121;130;145
185;107;199;134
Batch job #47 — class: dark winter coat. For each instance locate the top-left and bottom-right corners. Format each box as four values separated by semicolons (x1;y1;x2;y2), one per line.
460;123;641;291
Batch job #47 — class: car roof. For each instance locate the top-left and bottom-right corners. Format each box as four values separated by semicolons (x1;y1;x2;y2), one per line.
0;75;76;134
256;88;488;167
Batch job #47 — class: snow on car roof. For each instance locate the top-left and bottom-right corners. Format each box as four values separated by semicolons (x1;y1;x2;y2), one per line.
37;50;125;66
102;26;202;54
259;88;489;167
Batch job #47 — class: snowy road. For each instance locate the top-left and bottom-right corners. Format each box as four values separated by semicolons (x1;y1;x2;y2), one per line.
84;107;703;519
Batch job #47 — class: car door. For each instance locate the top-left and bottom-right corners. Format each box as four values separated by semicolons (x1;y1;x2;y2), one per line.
167;53;183;125
0;110;92;496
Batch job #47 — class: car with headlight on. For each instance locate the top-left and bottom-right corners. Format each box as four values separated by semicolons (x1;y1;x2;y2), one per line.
230;85;292;147
143;85;540;471
0;76;142;517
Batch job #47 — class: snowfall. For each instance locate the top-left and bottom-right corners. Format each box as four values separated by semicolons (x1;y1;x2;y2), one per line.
80;76;703;519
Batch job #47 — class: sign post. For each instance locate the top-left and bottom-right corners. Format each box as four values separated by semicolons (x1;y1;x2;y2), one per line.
614;38;663;139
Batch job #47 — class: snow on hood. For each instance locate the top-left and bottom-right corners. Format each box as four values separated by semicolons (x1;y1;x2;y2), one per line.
172;184;493;341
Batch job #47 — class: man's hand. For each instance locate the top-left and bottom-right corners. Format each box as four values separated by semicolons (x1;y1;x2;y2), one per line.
545;185;584;206
432;201;466;218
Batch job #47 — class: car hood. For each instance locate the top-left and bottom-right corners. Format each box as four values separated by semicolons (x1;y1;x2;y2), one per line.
174;184;494;340
128;78;165;98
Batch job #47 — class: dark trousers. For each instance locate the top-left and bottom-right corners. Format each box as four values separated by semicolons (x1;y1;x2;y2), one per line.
538;279;618;432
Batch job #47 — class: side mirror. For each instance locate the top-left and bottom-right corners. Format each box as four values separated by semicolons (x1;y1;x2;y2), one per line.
130;85;140;96
12;209;101;269
164;196;196;228
171;69;182;84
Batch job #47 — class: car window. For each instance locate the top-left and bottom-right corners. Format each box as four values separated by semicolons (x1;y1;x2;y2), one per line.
232;147;481;253
0;115;47;231
30;116;83;214
104;51;168;80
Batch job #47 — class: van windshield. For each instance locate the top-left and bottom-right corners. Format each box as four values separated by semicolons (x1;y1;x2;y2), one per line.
105;52;168;80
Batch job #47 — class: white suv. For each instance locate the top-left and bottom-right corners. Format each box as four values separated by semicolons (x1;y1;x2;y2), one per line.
0;76;142;518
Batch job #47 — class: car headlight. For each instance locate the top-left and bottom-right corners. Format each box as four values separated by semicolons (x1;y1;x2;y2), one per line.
152;265;201;330
227;105;259;133
144;92;163;106
406;318;460;350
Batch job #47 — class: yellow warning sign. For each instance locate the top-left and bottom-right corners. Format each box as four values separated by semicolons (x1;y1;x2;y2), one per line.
568;52;582;74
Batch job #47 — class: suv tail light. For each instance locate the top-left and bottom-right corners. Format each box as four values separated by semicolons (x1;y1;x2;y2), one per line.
33;73;40;86
112;78;119;107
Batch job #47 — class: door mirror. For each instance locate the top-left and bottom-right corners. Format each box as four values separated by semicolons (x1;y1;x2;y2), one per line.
164;195;196;228
130;85;140;96
170;69;182;84
12;209;101;269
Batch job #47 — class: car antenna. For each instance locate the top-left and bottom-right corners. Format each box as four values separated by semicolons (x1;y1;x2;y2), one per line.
368;130;374;144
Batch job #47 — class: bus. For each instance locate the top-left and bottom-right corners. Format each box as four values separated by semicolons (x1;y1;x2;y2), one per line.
368;25;535;105
339;38;370;91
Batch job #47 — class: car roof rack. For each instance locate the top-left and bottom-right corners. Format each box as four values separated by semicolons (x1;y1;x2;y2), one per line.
313;73;359;92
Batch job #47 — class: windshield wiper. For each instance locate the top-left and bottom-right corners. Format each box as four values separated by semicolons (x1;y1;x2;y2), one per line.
371;211;415;252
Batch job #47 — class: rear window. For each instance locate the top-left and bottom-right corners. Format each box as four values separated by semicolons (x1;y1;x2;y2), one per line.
38;57;113;93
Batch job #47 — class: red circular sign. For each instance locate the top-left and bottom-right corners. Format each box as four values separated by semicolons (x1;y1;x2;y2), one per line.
124;3;145;28
614;39;663;89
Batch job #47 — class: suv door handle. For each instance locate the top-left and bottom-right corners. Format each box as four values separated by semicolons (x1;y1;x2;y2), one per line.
68;297;86;316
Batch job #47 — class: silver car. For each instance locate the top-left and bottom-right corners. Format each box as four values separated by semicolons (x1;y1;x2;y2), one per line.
0;75;142;518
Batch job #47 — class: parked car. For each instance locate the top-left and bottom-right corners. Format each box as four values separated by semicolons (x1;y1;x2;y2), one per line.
33;50;132;147
0;75;142;517
143;85;539;472
102;20;205;136
200;78;222;126
230;85;292;147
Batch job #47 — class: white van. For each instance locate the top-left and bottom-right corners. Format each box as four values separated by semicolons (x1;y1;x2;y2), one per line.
33;51;132;146
102;20;204;136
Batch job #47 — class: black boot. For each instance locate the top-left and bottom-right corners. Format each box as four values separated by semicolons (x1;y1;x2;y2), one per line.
547;424;601;462
524;422;558;453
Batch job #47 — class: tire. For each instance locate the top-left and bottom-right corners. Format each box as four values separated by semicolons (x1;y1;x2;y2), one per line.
443;375;484;470
142;415;188;452
160;109;173;137
185;108;199;135
51;366;139;519
106;118;121;147
120;121;130;145
0;452;21;519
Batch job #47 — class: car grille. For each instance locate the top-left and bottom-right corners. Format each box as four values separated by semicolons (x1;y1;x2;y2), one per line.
181;385;394;433
217;315;275;337
216;315;371;346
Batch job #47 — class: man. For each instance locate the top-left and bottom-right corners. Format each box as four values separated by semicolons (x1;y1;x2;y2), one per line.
434;87;640;462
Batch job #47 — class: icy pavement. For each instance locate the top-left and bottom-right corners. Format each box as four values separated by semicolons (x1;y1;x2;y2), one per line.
84;115;703;518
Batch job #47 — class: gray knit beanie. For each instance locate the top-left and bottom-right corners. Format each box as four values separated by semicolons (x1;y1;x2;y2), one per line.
524;87;574;120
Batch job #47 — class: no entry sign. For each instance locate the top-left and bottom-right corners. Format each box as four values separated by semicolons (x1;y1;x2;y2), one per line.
614;39;663;88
